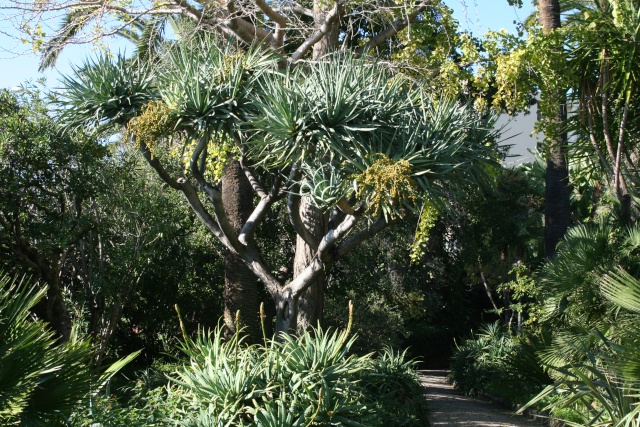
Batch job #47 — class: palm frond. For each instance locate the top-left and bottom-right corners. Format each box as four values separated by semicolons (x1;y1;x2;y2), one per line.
601;267;640;314
39;8;98;71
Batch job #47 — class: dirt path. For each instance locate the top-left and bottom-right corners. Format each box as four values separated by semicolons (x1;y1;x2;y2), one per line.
420;370;542;427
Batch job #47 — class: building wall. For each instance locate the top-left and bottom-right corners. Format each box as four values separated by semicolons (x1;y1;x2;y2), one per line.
496;103;543;166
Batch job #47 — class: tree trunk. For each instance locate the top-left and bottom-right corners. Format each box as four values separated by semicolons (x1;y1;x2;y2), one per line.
222;160;260;342
35;265;72;343
274;292;297;337
312;3;341;59
539;0;571;258
293;197;327;334
288;0;340;335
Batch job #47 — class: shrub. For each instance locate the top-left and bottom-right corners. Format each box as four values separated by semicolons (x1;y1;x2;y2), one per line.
449;322;549;405
169;324;429;426
450;322;515;396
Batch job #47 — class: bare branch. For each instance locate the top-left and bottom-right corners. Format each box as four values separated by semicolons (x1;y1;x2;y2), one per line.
240;157;267;198
138;140;182;190
355;0;433;55
226;0;275;46
254;0;285;26
238;176;282;245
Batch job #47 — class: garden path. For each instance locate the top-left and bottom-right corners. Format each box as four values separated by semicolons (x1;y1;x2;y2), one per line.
420;370;542;427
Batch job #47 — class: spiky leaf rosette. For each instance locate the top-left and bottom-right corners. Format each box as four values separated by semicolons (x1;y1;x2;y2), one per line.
156;38;279;138
246;55;500;217
58;53;156;131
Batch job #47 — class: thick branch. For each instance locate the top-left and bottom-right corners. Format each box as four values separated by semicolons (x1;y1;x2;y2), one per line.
288;192;320;250
275;4;313;17
189;137;246;252
336;217;394;258
238;177;282;245
138;141;182;190
288;213;359;298
226;0;275;46
138;136;238;250
240;158;267;198
254;0;285;25
289;0;345;63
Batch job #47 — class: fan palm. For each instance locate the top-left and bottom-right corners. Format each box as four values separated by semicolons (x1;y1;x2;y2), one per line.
518;223;640;426
0;271;139;426
0;274;90;425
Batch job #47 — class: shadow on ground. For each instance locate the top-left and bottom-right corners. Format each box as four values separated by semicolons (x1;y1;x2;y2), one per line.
421;370;542;427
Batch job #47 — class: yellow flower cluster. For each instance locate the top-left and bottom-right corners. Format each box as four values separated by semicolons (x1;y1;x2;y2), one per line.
128;101;174;157
178;136;239;183
356;154;417;218
409;202;439;264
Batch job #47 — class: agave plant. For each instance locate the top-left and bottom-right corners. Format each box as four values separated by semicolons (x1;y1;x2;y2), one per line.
58;53;156;131
168;321;428;426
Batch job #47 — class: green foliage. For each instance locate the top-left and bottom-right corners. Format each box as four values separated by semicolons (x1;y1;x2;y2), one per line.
245;54;501;215
164;324;429;426
450;322;516;397
521;338;640;427
69;365;183;427
498;262;543;327
0;272;137;426
449;322;550;404
0;87;107;260
58;53;156;129
324;218;431;354
510;220;640;426
539;221;623;335
157;39;278;137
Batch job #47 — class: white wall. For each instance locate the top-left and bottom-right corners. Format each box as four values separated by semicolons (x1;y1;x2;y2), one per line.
496;103;543;166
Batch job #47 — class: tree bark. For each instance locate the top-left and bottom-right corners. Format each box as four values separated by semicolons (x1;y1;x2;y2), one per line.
34;263;72;343
222;159;260;342
294;199;327;334
287;0;341;335
312;3;341;59
539;0;571;258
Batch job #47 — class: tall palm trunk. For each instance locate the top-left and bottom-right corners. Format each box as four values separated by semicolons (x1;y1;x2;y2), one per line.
222;160;260;341
539;0;571;258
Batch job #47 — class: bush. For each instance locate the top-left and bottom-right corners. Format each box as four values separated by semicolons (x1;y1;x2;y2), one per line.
450;322;515;396
449;322;549;405
69;314;429;426
167;324;429;426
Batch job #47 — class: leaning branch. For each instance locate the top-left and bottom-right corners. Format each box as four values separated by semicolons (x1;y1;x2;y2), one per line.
288;213;359;298
336;217;394;258
238;176;282;245
289;0;345;63
355;0;433;55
